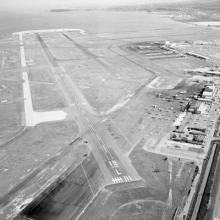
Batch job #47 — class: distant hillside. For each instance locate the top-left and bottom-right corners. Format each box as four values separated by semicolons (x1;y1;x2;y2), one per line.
155;0;220;22
107;0;220;22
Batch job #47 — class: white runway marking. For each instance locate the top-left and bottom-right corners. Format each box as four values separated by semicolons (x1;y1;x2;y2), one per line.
112;160;118;167
22;71;35;126
112;177;123;183
112;175;133;184
115;169;122;175
124;176;128;182
14;28;86;36
34;111;67;124
19;32;67;127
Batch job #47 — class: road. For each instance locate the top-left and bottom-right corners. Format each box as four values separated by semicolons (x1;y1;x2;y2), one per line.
19;33;35;126
187;141;218;220
35;31;140;186
212;152;220;220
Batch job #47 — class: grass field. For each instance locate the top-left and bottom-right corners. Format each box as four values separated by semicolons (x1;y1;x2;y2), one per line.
0;102;23;144
24;48;48;67
0;70;21;81
30;83;66;111
110;89;179;147
152;56;208;77
0;80;22;100
28;68;54;83
2;48;20;70
63;59;141;112
0;78;23;144
78;146;195;220
23;153;105;220
0;120;79;197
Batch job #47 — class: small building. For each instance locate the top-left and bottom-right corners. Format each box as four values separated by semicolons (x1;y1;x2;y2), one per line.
198;103;209;115
0;99;8;103
173;112;186;127
198;84;217;102
171;129;204;145
192;134;205;143
203;85;214;98
187;126;206;134
187;101;201;114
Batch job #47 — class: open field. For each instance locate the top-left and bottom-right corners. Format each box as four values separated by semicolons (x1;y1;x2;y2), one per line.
0;69;23;144
0;70;21;81
23;153;105;220
24;48;48;67
1;48;20;70
30;83;66;111
0;121;79;198
110;88;181;147
79;149;196;220
0;103;23;144
0;80;22;100
28;68;54;83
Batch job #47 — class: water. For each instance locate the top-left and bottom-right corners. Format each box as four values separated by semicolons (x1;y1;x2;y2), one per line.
0;10;182;38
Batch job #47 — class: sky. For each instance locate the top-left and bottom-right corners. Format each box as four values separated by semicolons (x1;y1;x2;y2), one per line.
0;0;194;10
